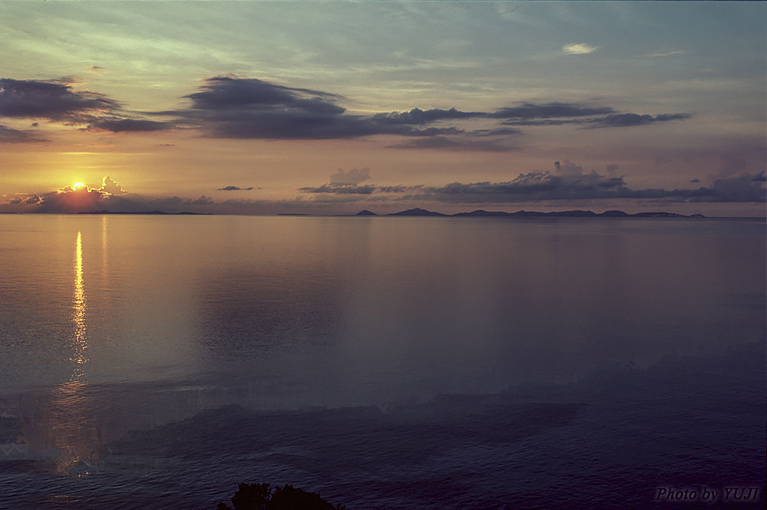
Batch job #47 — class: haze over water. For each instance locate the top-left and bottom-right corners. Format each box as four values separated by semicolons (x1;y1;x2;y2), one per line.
0;214;764;509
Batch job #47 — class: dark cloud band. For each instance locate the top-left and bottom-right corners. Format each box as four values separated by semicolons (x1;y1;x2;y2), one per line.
0;78;118;120
0;75;694;145
218;186;255;191
0;78;173;137
0;124;47;143
297;162;764;205
176;76;692;143
87;118;171;133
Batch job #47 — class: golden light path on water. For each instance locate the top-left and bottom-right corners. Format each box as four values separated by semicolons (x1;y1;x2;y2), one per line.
72;230;87;377
48;230;93;476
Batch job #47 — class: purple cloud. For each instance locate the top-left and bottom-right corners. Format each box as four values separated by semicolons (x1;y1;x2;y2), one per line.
0;123;47;143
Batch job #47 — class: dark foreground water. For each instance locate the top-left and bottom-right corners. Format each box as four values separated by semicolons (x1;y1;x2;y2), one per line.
0;215;764;509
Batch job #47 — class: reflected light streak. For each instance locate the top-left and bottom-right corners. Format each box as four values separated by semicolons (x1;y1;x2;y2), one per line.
71;231;87;379
46;230;96;476
102;215;108;281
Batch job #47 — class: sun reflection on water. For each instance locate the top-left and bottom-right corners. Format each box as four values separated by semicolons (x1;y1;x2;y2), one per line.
71;231;87;378
47;230;96;476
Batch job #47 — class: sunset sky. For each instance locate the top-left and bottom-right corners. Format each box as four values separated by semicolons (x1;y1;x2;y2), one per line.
1;1;764;216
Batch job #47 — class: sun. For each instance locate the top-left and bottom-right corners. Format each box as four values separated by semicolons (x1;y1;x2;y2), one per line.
73;182;86;190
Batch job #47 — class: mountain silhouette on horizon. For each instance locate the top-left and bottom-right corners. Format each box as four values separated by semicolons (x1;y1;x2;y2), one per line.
356;208;705;219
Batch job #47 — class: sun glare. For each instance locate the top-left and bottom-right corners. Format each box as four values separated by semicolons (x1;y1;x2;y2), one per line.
73;182;86;190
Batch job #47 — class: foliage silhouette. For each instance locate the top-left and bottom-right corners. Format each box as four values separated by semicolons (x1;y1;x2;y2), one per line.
217;482;346;510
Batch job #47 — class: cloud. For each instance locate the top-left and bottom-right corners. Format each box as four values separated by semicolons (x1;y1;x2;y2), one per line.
0;78;118;121
500;118;588;127
0;123;47;143
176;75;518;143
417;161;630;202
100;176;126;195
377;185;412;194
0;75;694;151
6;163;763;214
584;113;692;129
32;185;111;213
177;75;473;140
0;78;172;136
190;195;214;205
298;177;418;198
86;118;171;133
3;176;219;213
329;167;370;186
493;102;691;129
689;158;767;202
492;102;614;120
300;167;377;194
406;161;765;204
2;74;680;145
9;194;42;205
179;77;610;144
218;185;255;191
685;172;766;203
185;75;344;112
470;127;523;137
370;107;478;125
562;43;599;55
299;184;377;195
180;75;353;139
154;196;183;207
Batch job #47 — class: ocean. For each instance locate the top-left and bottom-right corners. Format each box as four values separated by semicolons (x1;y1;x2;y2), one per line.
0;214;764;509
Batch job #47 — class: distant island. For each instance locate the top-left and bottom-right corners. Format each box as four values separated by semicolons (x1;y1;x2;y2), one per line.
356;208;706;218
6;208;709;218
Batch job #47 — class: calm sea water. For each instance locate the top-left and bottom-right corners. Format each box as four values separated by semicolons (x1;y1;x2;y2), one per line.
0;214;764;509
